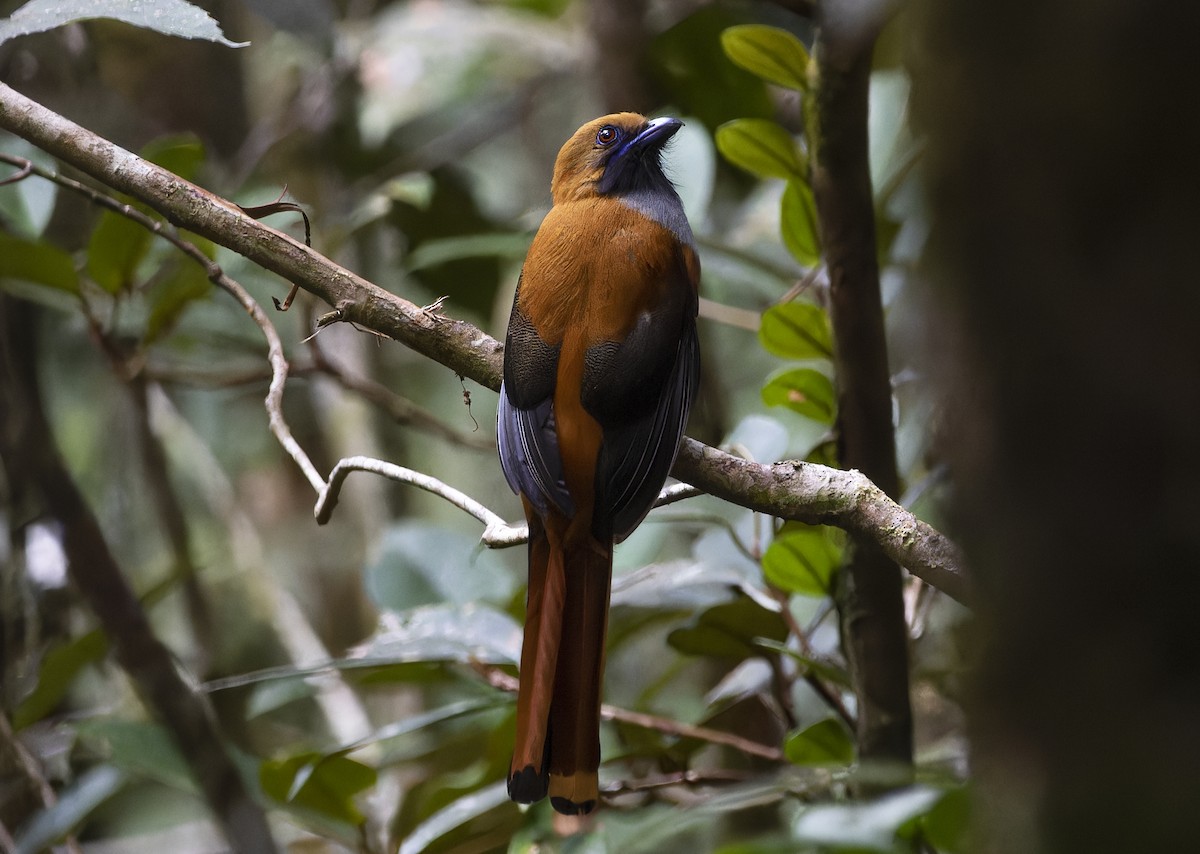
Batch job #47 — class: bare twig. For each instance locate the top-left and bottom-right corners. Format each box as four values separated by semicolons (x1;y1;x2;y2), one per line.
0;149;325;493
306;336;493;451
479;665;785;762
129;374;213;674
0;712;83;854
601;768;753;796
315;455;525;545
766;585;856;729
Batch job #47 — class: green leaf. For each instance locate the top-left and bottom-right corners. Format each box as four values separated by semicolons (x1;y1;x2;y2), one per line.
781;178;821;266
140;134;205;182
85;135;208;295
0;0;248;48
261;752;376;826
145;252;212;342
354;603;522;667
753;638;852;688
13;630;107;729
668;595;788;659
916;785;970;852
791;786;946;852
398;781;511;854
806;438;839;468
365;523;517;612
0;233;79;294
761;367;836;424
784;717;854;766
14;765;127;854
758;301;832;360
649;6;775;133
75;718;195;791
761;525;842;597
86;206;150;293
405;233;531;272
720;25;810;91
349;699;502;763
715;119;804;180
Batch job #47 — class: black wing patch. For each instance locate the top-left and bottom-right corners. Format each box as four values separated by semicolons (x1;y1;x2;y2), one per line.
498;384;574;518
498;278;574;518
584;276;700;542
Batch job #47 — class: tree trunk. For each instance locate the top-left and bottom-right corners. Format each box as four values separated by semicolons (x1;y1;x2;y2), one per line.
912;0;1200;849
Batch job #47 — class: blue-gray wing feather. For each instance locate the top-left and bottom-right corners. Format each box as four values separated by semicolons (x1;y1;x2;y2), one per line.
498;382;574;518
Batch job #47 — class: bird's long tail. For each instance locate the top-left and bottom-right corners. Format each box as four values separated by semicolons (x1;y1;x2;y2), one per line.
508;514;612;816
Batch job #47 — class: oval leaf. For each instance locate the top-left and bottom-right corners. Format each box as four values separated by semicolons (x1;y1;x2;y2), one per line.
14;630;107;729
781;178;821;266
352;603;522;667
720;24;810;91
761;526;841;597
792;786;946;852
87;208;150;293
0;233;79;294
715;119;803;180
140;134;206;182
0;0;248;48
13;765;127;854
668;595;788;659
759;301;832;360
145;256;212;342
784;717;854;766
260;752;376;826
761;367;836;424
918;786;970;851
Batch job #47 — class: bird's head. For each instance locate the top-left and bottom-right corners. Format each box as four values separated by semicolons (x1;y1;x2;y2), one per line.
550;113;683;205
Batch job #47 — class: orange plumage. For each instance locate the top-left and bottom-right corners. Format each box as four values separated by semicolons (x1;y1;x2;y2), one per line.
498;113;700;814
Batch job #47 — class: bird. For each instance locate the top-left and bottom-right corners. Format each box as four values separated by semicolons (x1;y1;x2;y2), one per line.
497;112;701;815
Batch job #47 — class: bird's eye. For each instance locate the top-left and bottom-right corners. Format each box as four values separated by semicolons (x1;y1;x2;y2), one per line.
595;126;619;147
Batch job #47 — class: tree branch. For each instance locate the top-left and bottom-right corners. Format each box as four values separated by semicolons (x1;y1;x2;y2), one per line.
0;80;969;605
673;441;968;604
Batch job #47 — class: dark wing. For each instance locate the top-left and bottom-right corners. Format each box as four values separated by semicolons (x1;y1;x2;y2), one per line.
498;278;575;518
583;271;699;542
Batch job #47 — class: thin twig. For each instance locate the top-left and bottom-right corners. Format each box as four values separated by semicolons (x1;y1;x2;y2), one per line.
315;455;524;544
767;586;856;729
601;768;753;796
479;665;784;762
306;335;493;451
0;151;325;492
0;712;84;854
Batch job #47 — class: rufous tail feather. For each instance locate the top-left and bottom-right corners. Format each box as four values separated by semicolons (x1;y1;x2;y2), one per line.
508;515;565;804
547;542;613;815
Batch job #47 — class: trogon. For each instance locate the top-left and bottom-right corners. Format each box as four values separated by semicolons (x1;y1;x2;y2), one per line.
497;112;701;815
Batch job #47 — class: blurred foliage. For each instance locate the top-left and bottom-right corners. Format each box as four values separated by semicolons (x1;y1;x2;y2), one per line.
0;0;966;852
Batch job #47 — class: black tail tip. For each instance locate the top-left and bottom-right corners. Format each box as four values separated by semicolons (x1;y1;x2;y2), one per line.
550;796;597;816
508;765;548;804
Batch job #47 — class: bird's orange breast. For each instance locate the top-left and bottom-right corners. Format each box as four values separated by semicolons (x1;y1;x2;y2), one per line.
518;197;696;344
516;197;697;544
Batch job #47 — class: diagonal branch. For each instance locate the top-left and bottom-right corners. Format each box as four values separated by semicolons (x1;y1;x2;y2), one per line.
0;80;969;605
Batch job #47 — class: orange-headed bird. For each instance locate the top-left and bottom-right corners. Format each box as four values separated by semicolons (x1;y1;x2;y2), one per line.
497;113;700;815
